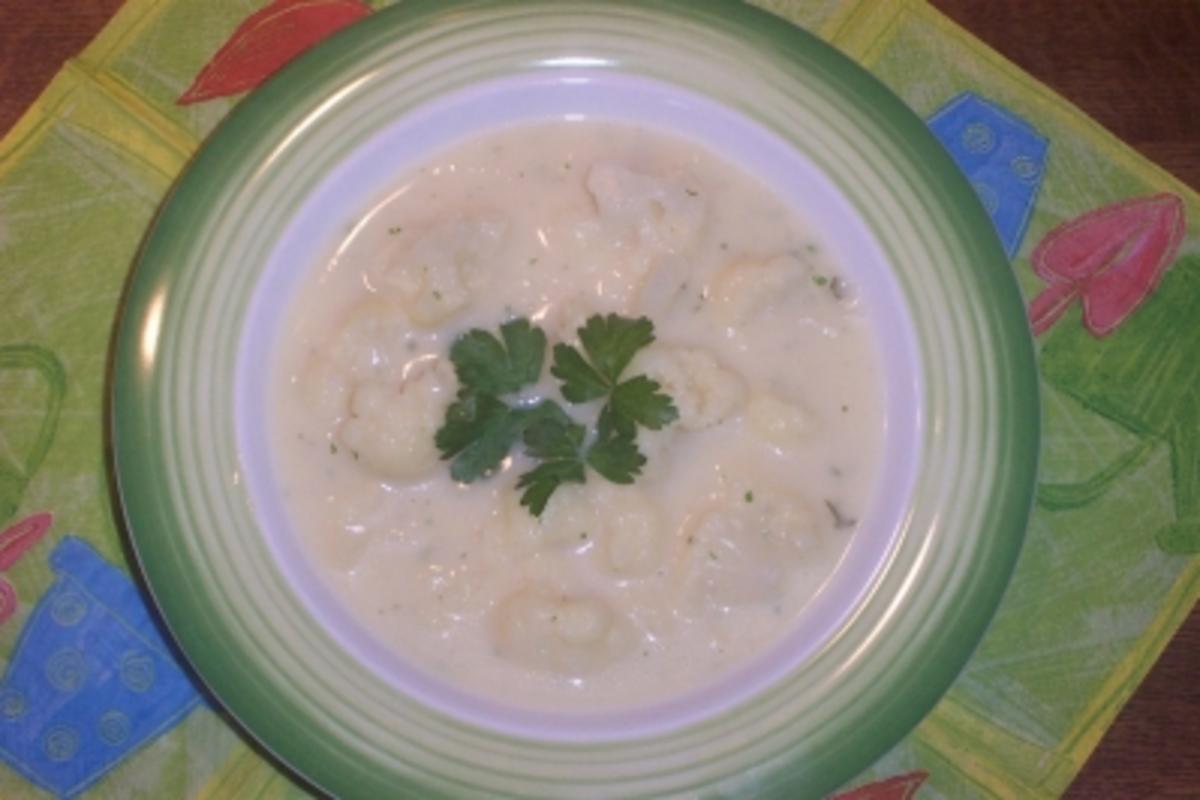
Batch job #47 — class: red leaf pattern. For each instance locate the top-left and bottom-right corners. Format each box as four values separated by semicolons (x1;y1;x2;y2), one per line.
0;511;52;571
830;771;928;800
0;511;53;626
179;0;372;105
1028;193;1186;337
0;579;15;625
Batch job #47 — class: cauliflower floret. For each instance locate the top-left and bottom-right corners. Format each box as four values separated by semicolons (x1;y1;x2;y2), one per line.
379;216;508;327
712;254;807;329
504;483;602;555
492;587;635;676
712;253;855;334
629;344;745;431
504;482;666;578
597;485;665;577
337;357;456;482
328;300;413;382
682;490;821;608
747;392;812;448
586;162;705;257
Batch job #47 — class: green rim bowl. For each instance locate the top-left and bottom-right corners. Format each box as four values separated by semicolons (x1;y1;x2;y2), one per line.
112;1;1039;797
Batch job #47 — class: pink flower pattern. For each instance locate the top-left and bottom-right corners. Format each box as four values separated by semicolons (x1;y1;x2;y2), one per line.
0;512;53;624
1029;194;1185;337
830;770;928;800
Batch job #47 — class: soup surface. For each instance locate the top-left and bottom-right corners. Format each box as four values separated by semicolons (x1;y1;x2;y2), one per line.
270;120;884;711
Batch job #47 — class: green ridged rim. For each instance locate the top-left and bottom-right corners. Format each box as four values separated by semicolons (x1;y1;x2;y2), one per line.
112;1;1039;797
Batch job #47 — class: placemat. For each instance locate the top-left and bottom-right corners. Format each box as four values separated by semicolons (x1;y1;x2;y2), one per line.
0;1;1195;797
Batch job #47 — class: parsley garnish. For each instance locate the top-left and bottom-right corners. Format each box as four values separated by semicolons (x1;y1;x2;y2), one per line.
449;317;546;396
585;430;646;484
434;313;677;516
552;313;678;439
600;374;679;439
436;394;567;483
515;416;588;512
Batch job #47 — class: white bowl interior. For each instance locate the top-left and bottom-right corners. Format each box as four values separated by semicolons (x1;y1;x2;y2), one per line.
235;71;921;740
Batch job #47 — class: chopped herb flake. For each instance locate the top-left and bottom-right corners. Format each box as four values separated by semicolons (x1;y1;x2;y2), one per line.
824;499;857;529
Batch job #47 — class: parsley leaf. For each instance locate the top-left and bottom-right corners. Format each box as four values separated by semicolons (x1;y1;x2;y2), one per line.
551;314;655;401
436;316;556;483
550;343;609;403
554;314;679;441
434;313;678;517
586;433;645;484
437;397;575;483
516;415;648;511
517;459;587;516
515;415;587;514
436;392;525;483
523;414;586;460
578;313;655;384
450;317;546;396
601;375;679;438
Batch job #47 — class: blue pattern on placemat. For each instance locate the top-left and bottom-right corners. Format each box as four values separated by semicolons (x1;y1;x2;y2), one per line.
0;536;202;797
928;91;1049;259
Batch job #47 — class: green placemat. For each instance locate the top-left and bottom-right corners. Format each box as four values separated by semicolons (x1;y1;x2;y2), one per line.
0;1;1194;797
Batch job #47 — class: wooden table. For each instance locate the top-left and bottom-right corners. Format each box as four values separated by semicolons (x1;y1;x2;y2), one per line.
1;1;1197;797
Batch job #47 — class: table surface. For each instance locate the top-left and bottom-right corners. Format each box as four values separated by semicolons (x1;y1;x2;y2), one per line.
1;1;1197;797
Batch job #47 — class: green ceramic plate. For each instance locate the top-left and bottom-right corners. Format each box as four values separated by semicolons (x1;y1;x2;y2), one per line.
112;1;1038;797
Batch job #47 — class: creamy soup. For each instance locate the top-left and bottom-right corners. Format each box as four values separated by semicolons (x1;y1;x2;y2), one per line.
269;121;884;712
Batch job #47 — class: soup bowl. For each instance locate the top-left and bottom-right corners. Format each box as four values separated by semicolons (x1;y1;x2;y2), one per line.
112;1;1039;797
